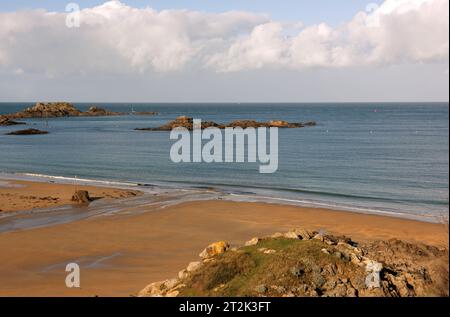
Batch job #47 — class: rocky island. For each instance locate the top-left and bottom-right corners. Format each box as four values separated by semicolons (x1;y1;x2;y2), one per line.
136;116;317;131
3;102;157;119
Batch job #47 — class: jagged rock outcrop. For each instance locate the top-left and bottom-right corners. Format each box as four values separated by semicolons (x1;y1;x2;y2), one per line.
6;128;48;135
138;229;448;297
0;117;26;126
136;116;317;131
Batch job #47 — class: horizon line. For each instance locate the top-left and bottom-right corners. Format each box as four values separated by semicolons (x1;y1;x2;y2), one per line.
0;101;449;104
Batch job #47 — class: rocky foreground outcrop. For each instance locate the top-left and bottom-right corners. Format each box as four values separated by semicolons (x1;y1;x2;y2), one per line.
6;128;49;135
138;229;448;297
0;117;26;126
3;103;157;119
136;116;316;131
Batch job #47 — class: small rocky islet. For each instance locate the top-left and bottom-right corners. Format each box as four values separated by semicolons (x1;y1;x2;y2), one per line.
2;102;158;119
136;116;317;131
1;102;158;135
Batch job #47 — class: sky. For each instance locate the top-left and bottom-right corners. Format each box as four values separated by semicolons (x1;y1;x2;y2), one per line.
0;0;448;102
0;0;385;25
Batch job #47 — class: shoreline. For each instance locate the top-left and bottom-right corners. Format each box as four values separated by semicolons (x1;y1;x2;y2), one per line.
0;172;444;224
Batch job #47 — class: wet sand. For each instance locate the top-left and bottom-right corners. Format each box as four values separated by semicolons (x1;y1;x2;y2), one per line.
0;198;447;297
0;179;141;213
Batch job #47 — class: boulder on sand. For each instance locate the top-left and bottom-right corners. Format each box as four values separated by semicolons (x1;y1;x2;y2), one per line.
71;190;92;203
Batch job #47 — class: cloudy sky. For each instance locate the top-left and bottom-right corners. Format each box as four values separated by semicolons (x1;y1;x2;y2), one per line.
0;0;448;102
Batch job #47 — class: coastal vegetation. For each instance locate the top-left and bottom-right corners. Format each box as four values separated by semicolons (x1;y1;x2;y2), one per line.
139;229;449;297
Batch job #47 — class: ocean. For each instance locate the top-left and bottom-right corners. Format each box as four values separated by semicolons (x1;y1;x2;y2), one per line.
0;102;448;222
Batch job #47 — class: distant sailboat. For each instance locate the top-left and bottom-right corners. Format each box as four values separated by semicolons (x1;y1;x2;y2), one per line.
130;106;136;115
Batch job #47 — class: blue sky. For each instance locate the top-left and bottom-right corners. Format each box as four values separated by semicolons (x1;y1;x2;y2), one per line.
0;0;383;25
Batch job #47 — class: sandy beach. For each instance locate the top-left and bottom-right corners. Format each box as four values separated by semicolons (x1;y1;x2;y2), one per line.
0;179;141;213
0;180;447;297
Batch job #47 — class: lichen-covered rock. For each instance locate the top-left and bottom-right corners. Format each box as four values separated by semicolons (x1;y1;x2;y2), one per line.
270;232;284;238
138;281;165;297
283;231;299;239
293;228;314;240
199;241;230;259
163;278;179;290
165;290;180;297
245;237;260;246
139;279;184;297
186;261;202;272
313;233;325;242
254;285;268;294
178;269;189;280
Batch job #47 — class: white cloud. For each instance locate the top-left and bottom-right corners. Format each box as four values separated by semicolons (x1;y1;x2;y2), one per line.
0;0;447;75
208;0;449;71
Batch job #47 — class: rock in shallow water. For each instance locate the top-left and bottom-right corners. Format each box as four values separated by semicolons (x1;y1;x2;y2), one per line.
6;128;48;135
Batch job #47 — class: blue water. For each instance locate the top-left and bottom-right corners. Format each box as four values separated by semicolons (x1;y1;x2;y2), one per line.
0;103;448;220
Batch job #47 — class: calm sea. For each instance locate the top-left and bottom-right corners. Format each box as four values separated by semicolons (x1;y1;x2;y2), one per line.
0;103;448;221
